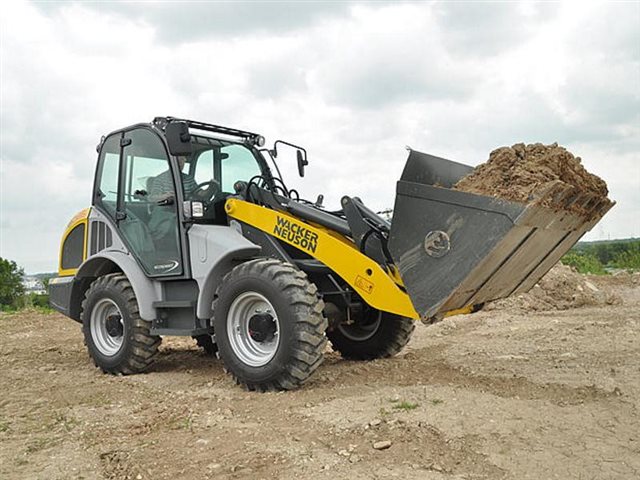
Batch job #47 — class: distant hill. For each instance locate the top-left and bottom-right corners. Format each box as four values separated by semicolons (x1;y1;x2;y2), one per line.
31;272;57;280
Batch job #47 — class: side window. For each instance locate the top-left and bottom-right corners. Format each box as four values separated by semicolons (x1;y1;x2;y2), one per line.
220;145;262;192
124;152;170;202
122;129;174;205
95;134;120;217
194;150;214;184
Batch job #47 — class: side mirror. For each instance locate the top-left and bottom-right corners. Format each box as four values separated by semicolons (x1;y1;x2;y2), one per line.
297;150;308;177
166;122;193;156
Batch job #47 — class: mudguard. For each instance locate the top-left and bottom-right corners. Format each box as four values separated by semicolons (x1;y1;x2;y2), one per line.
75;251;164;321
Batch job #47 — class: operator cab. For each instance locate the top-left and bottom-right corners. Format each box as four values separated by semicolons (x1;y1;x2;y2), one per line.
92;118;278;279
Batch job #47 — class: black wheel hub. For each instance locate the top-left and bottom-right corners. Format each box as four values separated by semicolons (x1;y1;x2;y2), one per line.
105;314;123;337
248;313;276;343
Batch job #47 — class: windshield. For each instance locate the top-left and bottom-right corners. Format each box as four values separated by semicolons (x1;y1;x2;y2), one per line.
183;135;265;222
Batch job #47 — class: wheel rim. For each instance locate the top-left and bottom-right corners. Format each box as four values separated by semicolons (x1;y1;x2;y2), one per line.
90;298;125;356
227;291;280;367
338;310;382;341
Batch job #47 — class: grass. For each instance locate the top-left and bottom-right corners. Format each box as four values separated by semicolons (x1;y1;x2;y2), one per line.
431;398;444;406
169;411;195;431
391;401;419;411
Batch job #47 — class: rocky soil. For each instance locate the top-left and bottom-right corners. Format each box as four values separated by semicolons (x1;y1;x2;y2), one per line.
1;272;639;480
485;264;632;311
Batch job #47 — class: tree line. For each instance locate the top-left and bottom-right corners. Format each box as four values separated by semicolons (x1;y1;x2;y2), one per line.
560;238;640;274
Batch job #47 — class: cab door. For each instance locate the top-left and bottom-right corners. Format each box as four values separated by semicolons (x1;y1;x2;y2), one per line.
94;128;183;277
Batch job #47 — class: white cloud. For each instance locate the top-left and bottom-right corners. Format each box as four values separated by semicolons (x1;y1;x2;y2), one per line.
1;0;638;273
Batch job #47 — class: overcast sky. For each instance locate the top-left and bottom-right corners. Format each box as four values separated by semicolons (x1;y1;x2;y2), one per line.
1;0;639;273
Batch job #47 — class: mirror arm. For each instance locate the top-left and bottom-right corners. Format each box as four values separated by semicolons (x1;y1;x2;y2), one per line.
273;140;307;160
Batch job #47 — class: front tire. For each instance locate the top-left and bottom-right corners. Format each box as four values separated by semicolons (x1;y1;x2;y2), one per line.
81;273;161;374
213;259;327;391
327;307;415;360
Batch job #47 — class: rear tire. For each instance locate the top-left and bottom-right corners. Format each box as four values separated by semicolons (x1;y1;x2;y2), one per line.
81;273;161;374
213;259;327;391
327;307;415;360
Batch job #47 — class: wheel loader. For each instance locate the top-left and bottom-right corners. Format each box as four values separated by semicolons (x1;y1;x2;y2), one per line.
49;117;613;390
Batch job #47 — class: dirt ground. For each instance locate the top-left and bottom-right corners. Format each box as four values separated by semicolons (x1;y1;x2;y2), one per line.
1;273;639;480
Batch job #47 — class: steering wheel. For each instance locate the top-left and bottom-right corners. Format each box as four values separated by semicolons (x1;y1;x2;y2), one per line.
192;180;221;205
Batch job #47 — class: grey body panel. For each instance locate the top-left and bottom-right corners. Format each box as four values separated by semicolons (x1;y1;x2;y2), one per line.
150;281;207;335
389;149;614;320
87;208;129;255
76;250;164;321
188;224;261;319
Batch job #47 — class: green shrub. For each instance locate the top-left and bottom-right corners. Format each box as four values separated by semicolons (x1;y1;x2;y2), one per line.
612;244;640;271
560;251;606;275
0;258;25;308
30;294;50;308
16;293;54;313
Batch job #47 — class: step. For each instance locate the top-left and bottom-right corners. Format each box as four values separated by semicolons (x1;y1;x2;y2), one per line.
152;300;196;309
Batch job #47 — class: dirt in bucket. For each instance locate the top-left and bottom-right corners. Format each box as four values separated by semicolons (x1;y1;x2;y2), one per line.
453;143;610;210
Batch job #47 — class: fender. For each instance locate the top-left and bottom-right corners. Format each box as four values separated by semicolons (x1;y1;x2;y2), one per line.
188;224;261;319
75;251;163;321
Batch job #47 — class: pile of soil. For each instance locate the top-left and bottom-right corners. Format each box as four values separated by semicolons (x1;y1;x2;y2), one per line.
454;143;610;210
485;264;622;312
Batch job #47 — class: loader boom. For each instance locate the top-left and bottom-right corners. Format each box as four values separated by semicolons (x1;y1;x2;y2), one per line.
224;198;418;318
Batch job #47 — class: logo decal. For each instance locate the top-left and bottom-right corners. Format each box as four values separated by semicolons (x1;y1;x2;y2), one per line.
273;216;319;253
424;231;450;258
153;260;180;273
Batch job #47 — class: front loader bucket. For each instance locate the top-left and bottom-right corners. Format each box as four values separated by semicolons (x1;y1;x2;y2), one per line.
388;150;614;320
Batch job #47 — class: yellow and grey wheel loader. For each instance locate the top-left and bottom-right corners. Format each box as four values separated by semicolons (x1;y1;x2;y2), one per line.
49;117;613;390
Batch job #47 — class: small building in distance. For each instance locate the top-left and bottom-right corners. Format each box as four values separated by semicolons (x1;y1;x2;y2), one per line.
22;277;46;295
